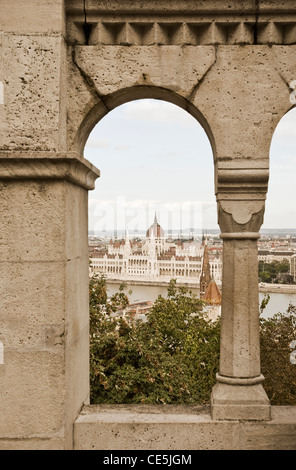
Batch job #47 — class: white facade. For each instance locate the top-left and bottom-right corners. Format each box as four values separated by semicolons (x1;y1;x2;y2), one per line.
89;222;222;284
258;250;293;263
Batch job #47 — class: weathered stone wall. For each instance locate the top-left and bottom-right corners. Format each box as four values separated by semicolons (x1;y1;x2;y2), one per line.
0;0;99;450
0;0;296;449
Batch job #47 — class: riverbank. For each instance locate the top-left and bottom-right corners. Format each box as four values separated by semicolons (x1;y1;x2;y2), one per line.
259;283;296;294
106;280;296;318
105;277;296;294
106;277;201;289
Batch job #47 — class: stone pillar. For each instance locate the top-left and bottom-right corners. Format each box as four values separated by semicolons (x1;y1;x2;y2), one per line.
211;161;271;421
0;155;100;449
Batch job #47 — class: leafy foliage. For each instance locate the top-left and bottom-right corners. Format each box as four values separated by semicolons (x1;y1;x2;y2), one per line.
258;259;291;283
89;276;296;405
260;303;296;405
89;278;220;404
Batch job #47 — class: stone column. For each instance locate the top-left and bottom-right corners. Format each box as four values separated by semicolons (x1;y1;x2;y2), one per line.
211;161;271;420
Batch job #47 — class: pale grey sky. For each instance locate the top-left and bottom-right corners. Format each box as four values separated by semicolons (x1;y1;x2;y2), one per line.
84;99;296;235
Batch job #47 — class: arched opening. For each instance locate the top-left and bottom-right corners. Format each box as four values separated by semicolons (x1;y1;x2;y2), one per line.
85;98;218;245
75;86;216;157
260;106;296;316
83;93;221;405
258;106;296;406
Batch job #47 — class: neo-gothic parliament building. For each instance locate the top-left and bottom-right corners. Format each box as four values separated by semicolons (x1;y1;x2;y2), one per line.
89;216;222;293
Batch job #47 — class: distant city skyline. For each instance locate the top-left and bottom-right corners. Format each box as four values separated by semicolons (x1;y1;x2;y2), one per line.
84;99;296;236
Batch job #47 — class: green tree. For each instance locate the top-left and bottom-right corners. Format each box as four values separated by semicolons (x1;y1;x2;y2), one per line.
258;259;290;283
89;278;220;404
89;275;130;400
89;276;296;406
278;259;290;273
260;303;296;405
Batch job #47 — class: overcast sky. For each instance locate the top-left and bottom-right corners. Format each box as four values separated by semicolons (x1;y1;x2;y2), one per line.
84;99;296;236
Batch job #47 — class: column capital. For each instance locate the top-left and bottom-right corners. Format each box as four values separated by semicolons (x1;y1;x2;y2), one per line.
217;198;265;234
216;159;269;234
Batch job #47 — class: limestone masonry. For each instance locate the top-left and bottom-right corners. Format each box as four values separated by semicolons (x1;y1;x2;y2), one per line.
0;0;296;450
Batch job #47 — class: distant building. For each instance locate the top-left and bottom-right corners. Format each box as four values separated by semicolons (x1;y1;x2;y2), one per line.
89;217;222;285
258;249;293;263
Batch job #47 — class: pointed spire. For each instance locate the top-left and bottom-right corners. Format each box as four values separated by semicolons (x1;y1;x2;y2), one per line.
202;230;208;246
154;211;158;224
200;241;211;298
125;227;130;242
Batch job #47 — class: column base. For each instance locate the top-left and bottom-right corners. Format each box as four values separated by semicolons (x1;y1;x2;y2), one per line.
211;377;271;421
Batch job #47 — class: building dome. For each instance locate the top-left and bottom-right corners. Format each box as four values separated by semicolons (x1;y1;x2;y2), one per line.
146;214;164;238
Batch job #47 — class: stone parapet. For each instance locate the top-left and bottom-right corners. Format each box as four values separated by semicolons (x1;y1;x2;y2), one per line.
73;404;296;450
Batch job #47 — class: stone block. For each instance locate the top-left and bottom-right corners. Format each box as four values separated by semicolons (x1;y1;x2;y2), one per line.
0;34;65;151
211;382;271;421
191;45;288;160
72;45;217;100
0;181;65;261
0;350;65;437
0;261;65;349
241;406;296;450
0;0;65;34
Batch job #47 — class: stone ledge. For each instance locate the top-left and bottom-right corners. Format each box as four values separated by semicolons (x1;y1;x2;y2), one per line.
74;404;296;450
0;157;100;190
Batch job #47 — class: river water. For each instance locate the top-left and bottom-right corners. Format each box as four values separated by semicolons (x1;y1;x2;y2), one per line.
106;282;296;319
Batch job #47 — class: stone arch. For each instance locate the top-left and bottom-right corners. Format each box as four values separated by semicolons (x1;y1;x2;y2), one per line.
267;102;296;160
72;85;217;165
264;104;296;229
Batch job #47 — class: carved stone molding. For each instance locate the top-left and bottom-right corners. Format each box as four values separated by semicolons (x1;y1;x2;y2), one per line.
0;155;100;190
65;0;296;46
216;373;265;386
216;159;269;194
217;198;266;234
216;158;269;233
